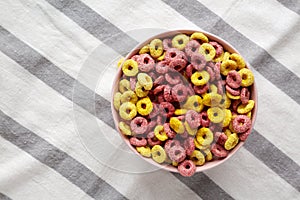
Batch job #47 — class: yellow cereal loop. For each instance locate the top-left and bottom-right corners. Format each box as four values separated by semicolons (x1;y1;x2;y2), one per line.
120;90;138;104
222;52;231;62
136;97;153;116
199;43;216;61
149;39;163;58
174;109;188;115
239;68;254;87
190;32;209;43
202;93;222;107
207;107;225;123
203;149;213;161
237;100;255;114
196;127;214;146
191;71;210;86
137;73;153;90
194;139;210;150
172;34;190;50
135;82;149;98
170;117;185;134
230;53;246;69
184;121;197;136
139;44;150;54
190;150;205;166
122;59;139;76
118;121;132;136
224;133;239;150
157;51;165;61
226;91;241;100
151;145;167;164
220;60;237;76
136;146;151;157
154;125;168;141
119;102;137;120
117;57;124;68
222;109;232;127
113;92;122;110
209;84;218;94
218;94;231;109
183;95;204;112
119;79;131;93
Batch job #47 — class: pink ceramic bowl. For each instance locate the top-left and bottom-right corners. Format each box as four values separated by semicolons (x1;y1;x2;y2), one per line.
111;30;257;173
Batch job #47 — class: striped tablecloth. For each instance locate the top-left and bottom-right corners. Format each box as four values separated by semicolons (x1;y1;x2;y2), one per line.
1;0;300;199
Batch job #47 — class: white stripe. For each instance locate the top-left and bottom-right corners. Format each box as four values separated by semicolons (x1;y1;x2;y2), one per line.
205;148;300;200
0;137;93;200
197;0;300;78
0;52;202;200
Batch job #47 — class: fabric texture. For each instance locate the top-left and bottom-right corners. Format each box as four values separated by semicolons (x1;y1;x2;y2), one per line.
0;0;300;199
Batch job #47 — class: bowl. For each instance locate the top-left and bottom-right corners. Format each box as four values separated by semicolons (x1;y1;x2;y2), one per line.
111;30;257;175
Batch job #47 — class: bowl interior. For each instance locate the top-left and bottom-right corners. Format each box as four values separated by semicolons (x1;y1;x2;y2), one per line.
111;30;257;173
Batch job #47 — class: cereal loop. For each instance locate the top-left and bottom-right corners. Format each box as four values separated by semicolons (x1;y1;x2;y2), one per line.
168;145;186;163
149;39;164;58
230;53;246;69
203;149;213;161
199;111;210;127
136;97;153;116
202;93;222;107
172;34;190;50
190;32;209;43
170;117;185;134
232;115;252;133
129;137;147;147
154;125;168;141
184;121;198;136
185;110;200;129
135;82;149;98
139;45;150;54
118;121;131;136
226;91;241;100
190;150;205;166
239;68;254;87
119;102;137;120
211;144;228;158
207;107;225;123
136;146;151;157
191;53;206;71
196;127;214;146
159;102;175;118
209;41;223;58
137;73;153;90
237;100;255;114
224;133;239;150
226;70;242;89
241;87;250;104
199;43;216;61
120;90;138;104
169;58;187;72
119;79;131;93
130;117;148;135
178;160;196;177
183;95;204;112
122;59;139;76
220;60;237;76
174;109;188;115
172;84;188;102
185;40;200;57
113;92;122;110
163;38;172;50
191;71;210;86
151;145;167;164
163;123;176;139
137;54;155;72
117;57;124;68
222;109;232;127
184;137;196;156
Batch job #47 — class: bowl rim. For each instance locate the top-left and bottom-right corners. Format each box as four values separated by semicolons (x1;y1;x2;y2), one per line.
111;29;258;173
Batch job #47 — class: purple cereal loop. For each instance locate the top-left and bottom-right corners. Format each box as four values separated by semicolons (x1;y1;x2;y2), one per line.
211;143;228;158
129;137;147;147
163;85;173;102
183;137;195;156
226;85;241;96
233;115;252;133
239;128;251;141
163;123;176;139
172;84;188;102
241;87;250;104
215;132;228;146
178;160;196;177
185;110;200;129
155;61;169;74
137;54;155;72
226;70;242;89
130;77;136;91
185;40;200;57
169;59;187;72
168;145;186;163
191;53;206;71
153;75;165;87
165;72;182;85
209;41;223;58
163;38;173;50
159;102;175;118
206;66;215;82
199;111;210;127
130;117;148;135
194;84;209;95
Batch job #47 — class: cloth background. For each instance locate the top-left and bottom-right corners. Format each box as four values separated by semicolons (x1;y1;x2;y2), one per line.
0;0;300;199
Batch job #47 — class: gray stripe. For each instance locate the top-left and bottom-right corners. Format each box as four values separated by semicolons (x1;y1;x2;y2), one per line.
0;26;231;199
162;0;300;105
276;0;300;15
0;193;12;200
173;173;234;200
46;0;137;56
244;130;300;191
0;110;127;200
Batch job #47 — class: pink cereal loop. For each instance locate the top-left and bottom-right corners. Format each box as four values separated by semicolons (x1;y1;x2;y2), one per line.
163;85;173;102
172;84;188;102
163;123;176;139
178;160;196;177
209;41;223;58
206;66;215;82
163;38;173;50
137;54;155;72
191;53;206;71
185;40;200;57
169;58;187;72
215;132;228;146
211;143;228;158
241;87;250;104
194;84;209;95
129;137;147;147
164;139;181;152
232;115;252;133
185;110;200;129
226;85;241;96
199;111;210;127
168;145;186;163
184;137;196;156
159;102;175;118
226;70;242;89
130;117;148;135
155;61;169;74
239;128;252;141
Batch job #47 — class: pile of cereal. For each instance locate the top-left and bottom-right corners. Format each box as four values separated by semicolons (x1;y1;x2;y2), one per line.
113;31;255;177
